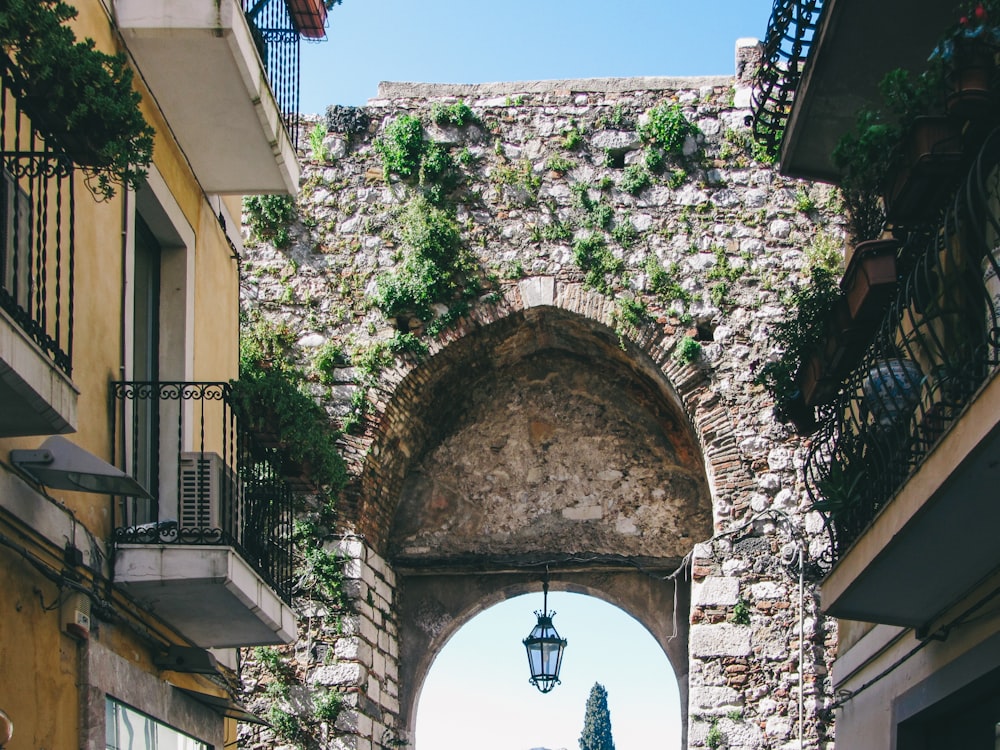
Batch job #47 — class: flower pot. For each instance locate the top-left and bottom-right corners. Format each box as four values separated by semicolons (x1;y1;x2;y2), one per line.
777;390;817;435
841;239;899;323
797;351;841;407
884;117;964;226
286;0;329;39
946;38;998;120
862;357;923;428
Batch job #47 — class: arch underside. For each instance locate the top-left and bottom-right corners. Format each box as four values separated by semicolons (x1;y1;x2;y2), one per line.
355;301;720;748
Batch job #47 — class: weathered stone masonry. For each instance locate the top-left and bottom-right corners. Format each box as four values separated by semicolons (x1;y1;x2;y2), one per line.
241;44;839;750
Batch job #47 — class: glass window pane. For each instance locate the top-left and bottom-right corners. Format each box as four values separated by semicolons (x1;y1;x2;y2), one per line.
105;697;209;750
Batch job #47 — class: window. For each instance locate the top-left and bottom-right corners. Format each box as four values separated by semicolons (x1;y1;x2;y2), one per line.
105;698;209;750
897;672;1000;749
0;165;32;312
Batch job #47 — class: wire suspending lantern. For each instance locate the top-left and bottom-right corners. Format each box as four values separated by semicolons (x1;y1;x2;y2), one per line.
522;569;567;693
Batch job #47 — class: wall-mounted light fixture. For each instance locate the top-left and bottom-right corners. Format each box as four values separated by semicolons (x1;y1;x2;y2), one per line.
522;568;567;694
10;436;150;497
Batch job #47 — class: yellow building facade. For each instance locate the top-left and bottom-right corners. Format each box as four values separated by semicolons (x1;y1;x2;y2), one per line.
0;0;319;745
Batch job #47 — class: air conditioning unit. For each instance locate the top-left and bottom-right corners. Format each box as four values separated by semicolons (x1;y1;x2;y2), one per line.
178;452;242;537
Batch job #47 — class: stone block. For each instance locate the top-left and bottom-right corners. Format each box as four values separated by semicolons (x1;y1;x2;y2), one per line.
334;636;373;663
690;623;752;657
374;577;394;605
690;685;741;712
519;276;555;308
693;576;740;606
311;663;368;687
358;615;379;644
337;538;366;561
751;581;786;601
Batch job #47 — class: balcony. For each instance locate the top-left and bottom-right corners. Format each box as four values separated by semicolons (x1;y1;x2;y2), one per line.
0;63;78;437
111;382;297;647
807;129;1000;629
115;0;301;195
753;0;957;180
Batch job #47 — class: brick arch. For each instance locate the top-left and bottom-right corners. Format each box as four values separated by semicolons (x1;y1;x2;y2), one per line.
342;276;751;553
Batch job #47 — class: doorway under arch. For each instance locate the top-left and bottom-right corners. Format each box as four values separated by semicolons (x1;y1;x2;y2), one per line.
416;591;682;750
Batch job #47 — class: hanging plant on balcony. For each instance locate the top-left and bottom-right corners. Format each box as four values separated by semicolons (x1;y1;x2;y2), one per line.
754;265;842;432
834;67;960;234
931;2;1000;118
0;0;155;200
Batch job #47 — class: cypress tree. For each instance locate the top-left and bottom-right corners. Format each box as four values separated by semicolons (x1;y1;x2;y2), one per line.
579;682;615;750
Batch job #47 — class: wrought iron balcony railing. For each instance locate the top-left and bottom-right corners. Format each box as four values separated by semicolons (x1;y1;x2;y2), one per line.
0;60;75;376
751;0;827;160
243;0;302;150
806;128;1000;558
111;381;296;604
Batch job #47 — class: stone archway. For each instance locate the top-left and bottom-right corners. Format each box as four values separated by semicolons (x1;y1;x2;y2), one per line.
329;279;747;749
399;573;692;748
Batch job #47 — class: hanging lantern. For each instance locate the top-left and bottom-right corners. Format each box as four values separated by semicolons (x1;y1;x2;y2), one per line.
522;571;567;693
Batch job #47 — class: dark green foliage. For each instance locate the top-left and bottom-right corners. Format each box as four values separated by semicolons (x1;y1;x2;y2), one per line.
579;682;616;750
429;100;477;127
313;690;343;722
573;234;623;295
531;218;573;243
419;140;459;200
613;296;650;346
374;197;477;325
492;159;541;204
244;195;296;248
562;125;585;150
667;167;688;189
298;545;347;607
619;164;651;195
545;155;576;173
610;216;638;248
230;317;347;495
645;256;692;305
352;341;395;383
374;114;424;179
731;598;751;625
753;266;841;404
675;335;702;364
644;147;665;173
640;103;698;156
0;0;155;199
584;201;614;231
388;330;429;356
312;341;345;385
253;646;295;681
706;721;724;749
268;707;306;745
571;181;595;211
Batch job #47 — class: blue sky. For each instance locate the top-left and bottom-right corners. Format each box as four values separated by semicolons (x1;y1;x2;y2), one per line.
299;0;776;111
296;2;776;747
417;592;682;750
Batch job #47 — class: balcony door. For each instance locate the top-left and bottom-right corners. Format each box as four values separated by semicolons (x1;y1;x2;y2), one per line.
130;216;161;524
120;168;193;529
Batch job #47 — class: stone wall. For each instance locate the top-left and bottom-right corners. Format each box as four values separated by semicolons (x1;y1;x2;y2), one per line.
240;44;840;750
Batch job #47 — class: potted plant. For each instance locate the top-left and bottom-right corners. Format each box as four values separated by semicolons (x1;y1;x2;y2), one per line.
931;1;1000;118
812;458;866;518
840;238;900;323
0;0;155;200
834;68;962;232
862;354;924;429
755;266;844;421
832;107;897;242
